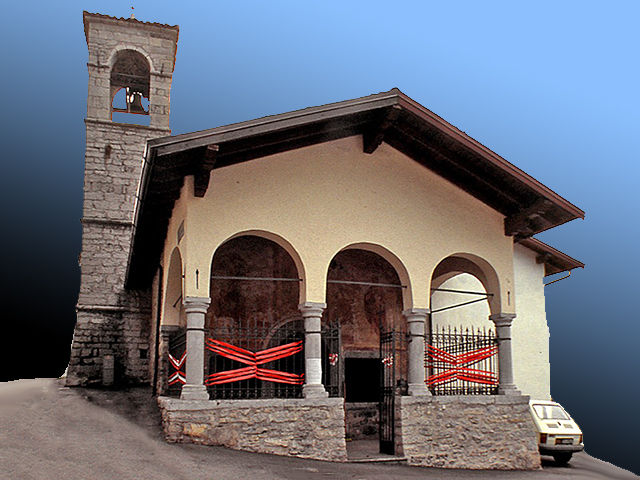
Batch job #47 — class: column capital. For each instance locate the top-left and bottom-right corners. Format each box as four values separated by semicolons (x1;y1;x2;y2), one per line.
403;308;430;321
183;296;211;314
489;313;516;327
298;302;326;318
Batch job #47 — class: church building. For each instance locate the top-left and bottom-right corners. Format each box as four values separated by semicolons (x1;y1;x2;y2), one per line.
69;11;584;470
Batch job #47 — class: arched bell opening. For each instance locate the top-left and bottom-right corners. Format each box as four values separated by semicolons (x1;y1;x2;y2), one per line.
205;235;304;399
109;49;151;125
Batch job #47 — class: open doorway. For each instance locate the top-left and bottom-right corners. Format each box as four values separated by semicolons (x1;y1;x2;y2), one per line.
325;247;406;456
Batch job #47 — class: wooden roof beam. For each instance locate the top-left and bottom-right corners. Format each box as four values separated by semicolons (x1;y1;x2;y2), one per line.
363;105;402;154
390;126;521;210
194;144;218;198
505;199;554;238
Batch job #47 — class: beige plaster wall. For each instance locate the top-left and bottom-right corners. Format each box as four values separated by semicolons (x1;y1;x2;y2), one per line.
160;180;189;326
162;136;515;314
512;243;550;400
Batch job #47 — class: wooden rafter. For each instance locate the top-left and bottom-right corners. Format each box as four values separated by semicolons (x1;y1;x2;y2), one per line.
504;199;554;238
363;105;402;154
193;144;218;198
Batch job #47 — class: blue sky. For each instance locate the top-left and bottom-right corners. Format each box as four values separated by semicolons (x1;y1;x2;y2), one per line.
1;0;638;474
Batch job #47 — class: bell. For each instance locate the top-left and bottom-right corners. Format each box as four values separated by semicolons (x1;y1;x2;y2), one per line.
127;89;146;114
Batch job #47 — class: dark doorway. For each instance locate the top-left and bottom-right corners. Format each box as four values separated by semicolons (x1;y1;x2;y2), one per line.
345;357;380;403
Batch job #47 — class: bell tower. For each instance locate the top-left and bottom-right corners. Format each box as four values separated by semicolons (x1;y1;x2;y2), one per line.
68;12;179;386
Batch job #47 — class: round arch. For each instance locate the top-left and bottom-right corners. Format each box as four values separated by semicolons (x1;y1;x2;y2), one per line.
163;247;184;327
107;45;155;72
334;242;413;311
430;252;502;315
211;229;307;304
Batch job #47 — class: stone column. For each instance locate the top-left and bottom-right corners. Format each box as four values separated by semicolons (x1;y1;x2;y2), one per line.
489;313;520;396
180;296;211;401
299;302;328;398
403;308;431;396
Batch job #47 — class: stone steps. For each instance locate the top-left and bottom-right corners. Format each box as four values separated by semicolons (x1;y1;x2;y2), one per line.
347;456;408;465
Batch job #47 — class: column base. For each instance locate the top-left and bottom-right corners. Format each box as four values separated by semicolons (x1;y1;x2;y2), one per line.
408;383;431;396
303;384;328;398
180;384;210;401
498;384;521;396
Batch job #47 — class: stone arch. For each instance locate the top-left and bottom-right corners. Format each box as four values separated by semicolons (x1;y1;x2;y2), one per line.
213;229;307;304
163;247;183;327
336;242;413;311
107;44;155;72
430;252;502;315
108;48;151;117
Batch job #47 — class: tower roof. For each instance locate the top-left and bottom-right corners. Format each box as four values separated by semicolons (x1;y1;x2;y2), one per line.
82;11;179;46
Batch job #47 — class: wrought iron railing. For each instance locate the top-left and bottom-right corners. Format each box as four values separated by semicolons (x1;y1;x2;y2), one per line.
167;328;186;397
426;325;498;395
205;318;305;400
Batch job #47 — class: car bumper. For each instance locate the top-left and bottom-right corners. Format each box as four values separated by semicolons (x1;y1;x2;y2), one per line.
540;444;584;455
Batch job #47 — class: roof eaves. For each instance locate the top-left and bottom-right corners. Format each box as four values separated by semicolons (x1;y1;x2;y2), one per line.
147;89;403;156
519;237;584;276
395;95;585;221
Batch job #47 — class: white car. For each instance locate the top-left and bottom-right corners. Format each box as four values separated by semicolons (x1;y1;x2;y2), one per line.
529;400;584;465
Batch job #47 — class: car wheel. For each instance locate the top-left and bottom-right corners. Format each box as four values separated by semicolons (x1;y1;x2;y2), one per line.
553;452;573;466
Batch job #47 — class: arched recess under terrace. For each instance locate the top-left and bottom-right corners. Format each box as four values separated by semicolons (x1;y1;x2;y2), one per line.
162;247;184;327
324;244;410;406
205;234;305;399
428;253;503;396
430;253;502;319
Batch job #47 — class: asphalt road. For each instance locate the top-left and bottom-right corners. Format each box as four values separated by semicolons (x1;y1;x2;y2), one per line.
0;379;636;480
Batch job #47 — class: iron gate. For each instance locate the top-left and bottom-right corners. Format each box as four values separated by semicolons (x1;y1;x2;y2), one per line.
379;325;407;455
379;326;395;455
322;319;342;398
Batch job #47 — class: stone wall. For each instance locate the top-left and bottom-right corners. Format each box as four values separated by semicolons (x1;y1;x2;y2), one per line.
345;402;378;439
396;395;540;470
158;397;348;462
68;120;169;387
68;309;152;386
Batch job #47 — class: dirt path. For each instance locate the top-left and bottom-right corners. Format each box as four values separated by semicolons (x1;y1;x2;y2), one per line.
0;379;636;480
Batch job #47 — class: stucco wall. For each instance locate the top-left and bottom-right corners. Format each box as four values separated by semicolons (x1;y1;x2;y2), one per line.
512;244;550;400
163;136;515;315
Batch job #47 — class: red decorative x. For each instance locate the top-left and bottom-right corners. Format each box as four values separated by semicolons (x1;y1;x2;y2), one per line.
205;339;304;386
168;352;186;386
426;344;498;386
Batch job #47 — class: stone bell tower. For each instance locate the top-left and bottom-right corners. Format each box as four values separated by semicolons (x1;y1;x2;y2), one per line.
67;12;179;386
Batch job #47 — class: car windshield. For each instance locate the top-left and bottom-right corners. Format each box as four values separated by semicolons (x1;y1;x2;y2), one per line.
532;404;570;420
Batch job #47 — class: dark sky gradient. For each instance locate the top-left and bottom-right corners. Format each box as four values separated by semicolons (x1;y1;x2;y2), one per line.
1;1;638;475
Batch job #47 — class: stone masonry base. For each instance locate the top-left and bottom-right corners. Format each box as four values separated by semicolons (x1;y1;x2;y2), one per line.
158;394;540;469
396;395;540;470
158;396;348;462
